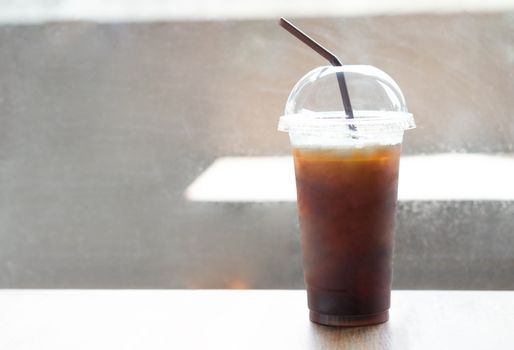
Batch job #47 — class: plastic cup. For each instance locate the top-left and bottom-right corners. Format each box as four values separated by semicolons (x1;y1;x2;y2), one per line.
279;65;415;326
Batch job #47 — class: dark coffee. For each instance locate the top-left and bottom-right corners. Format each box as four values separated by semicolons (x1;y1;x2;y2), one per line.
293;144;401;326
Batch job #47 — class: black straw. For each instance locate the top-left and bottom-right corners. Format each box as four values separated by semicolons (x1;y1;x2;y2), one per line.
279;17;354;119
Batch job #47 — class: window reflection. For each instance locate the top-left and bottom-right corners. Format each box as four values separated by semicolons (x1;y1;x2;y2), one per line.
186;154;514;202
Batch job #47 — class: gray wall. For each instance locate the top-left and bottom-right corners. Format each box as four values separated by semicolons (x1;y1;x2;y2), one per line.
0;14;513;288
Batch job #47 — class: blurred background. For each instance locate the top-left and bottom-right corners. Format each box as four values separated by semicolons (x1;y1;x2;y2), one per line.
0;0;513;289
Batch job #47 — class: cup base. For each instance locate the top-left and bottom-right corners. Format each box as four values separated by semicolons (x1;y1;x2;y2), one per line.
309;309;389;327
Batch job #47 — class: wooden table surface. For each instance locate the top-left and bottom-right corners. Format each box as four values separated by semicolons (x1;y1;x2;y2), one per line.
1;290;513;349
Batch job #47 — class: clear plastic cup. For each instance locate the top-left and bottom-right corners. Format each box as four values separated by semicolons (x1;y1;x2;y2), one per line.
279;65;415;326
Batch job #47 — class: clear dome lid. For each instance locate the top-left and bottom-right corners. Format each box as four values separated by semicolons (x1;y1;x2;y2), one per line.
278;65;415;134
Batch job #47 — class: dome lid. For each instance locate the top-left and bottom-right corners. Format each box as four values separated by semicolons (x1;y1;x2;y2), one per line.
278;65;415;134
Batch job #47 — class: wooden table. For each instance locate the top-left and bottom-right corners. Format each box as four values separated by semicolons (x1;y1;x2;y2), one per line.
1;290;512;349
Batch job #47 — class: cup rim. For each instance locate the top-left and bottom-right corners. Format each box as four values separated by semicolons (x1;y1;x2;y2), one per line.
278;110;415;133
